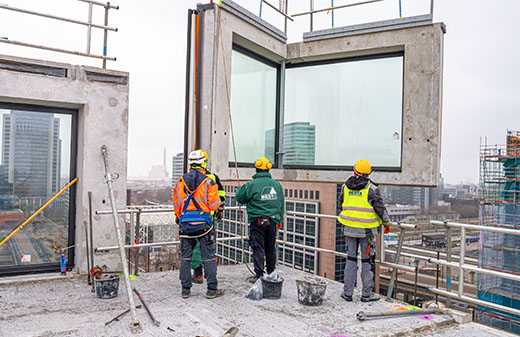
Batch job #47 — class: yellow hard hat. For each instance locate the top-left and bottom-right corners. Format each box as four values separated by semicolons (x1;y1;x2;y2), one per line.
354;159;371;176
255;157;272;170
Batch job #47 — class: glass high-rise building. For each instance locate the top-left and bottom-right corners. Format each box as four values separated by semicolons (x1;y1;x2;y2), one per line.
266;122;316;166
2;110;61;198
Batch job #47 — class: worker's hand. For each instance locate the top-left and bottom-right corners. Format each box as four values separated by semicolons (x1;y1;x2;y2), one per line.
384;225;390;234
218;205;225;213
214;211;223;221
277;223;282;230
175;216;180;225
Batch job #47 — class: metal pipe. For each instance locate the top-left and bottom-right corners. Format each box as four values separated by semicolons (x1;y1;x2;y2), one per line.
96;235;244;252
428;258;520;282
386;227;406;300
0;39;116;60
0;4;117;31
310;0;314;31
102;3;109;69
86;1;93;54
184;9;194;174
431;220;520;236
428;287;520;317
459;226;465;297
100;145;141;334
284;0;289;33
391;245;478;264
262;0;294;21
291;0;383;17
357;308;444;321
77;0;119;10
445;223;452;307
134;211;141;276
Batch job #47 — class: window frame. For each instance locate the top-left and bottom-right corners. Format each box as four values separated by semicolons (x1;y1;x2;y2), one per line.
0;102;78;276
228;44;282;169
283;51;405;172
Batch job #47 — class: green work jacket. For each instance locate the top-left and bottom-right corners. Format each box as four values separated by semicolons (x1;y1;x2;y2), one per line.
236;172;285;224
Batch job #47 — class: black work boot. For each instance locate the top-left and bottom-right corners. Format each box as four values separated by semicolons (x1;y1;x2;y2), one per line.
341;293;353;302
361;293;381;302
206;289;225;299
181;287;191;299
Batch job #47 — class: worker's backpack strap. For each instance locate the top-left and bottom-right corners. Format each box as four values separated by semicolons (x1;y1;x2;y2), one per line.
179;177;212;234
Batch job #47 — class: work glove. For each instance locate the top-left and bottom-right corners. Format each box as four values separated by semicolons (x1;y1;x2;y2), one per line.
214;211;223;221
175;216;180;225
277;223;282;230
384;225;390;234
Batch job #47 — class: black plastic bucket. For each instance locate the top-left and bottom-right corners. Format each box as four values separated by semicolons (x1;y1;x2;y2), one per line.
261;277;284;299
296;276;328;306
95;275;120;299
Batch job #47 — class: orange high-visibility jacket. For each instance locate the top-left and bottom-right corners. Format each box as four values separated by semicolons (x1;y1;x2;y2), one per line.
173;169;222;218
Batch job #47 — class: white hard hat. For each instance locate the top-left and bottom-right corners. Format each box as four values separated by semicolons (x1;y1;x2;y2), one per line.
188;150;206;166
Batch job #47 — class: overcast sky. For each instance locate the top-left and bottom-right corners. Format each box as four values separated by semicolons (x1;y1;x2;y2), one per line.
1;0;519;184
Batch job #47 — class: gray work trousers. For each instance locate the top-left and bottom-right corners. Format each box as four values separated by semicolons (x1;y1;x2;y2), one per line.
343;235;375;297
180;233;218;290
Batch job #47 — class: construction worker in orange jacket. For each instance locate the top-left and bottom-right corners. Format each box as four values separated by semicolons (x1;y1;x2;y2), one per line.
173;150;224;299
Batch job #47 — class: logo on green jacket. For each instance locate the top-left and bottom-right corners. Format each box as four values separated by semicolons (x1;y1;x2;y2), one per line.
261;186;278;200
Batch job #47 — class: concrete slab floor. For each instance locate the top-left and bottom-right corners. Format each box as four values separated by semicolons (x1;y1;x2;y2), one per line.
0;265;508;337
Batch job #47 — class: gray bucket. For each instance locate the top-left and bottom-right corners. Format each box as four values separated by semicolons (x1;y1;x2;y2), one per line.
261;277;284;299
95;275;120;299
296;276;328;306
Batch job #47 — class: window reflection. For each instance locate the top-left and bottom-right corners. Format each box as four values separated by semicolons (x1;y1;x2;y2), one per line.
0;108;73;269
230;48;277;164
285;54;404;167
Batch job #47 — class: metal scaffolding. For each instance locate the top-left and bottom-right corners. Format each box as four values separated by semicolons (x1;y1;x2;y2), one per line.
478;130;520;333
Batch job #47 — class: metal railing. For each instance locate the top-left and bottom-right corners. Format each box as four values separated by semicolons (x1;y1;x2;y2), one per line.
95;206;520;318
0;0;118;68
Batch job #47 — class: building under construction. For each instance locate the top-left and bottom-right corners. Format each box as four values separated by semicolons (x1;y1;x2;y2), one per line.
479;131;520;333
0;1;520;336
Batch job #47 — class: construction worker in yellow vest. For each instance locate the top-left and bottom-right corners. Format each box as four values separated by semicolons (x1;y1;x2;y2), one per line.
338;159;390;303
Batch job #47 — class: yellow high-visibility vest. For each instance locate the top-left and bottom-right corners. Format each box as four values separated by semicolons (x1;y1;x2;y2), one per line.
338;183;381;229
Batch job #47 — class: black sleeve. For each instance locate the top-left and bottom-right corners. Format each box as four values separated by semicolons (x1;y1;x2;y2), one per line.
213;173;226;202
338;184;345;207
368;186;390;222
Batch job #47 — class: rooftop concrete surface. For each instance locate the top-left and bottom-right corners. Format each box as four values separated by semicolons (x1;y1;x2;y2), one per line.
0;265;511;337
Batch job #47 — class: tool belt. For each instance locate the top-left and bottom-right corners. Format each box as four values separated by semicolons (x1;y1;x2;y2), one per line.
255;216;274;227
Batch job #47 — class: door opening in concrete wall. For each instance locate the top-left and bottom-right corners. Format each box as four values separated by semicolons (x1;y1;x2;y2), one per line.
0;102;77;276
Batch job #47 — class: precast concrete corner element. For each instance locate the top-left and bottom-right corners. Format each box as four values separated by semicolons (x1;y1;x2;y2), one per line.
187;1;445;187
0;54;130;274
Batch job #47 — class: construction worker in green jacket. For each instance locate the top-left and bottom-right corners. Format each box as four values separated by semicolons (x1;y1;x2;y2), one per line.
190;149;225;284
236;157;284;283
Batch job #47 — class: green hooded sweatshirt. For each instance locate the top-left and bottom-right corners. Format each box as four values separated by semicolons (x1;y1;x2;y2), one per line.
236;171;285;224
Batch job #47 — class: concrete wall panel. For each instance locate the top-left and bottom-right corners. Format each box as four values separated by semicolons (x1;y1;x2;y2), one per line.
195;3;444;187
0;54;129;273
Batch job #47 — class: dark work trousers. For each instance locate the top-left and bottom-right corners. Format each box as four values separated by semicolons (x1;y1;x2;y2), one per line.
343;235;375;297
249;220;277;278
180;232;218;290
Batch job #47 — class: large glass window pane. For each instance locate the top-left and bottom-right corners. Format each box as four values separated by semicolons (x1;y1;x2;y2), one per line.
0;107;73;271
230;48;277;164
285;55;403;167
